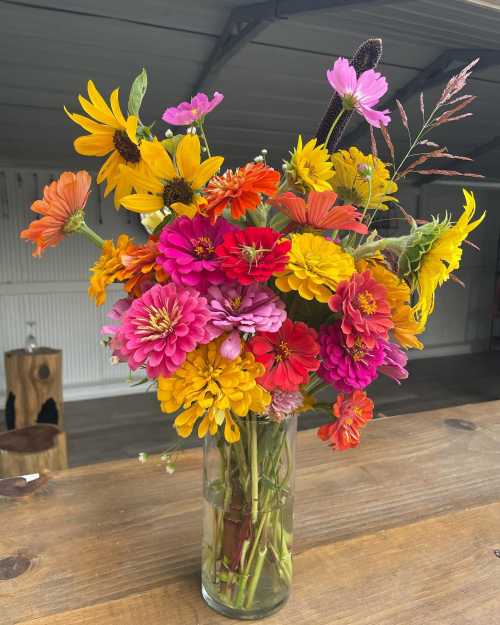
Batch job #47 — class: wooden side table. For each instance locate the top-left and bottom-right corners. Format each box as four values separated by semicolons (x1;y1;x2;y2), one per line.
4;348;63;430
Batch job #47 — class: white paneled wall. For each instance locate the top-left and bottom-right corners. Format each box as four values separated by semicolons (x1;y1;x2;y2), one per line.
0;166;146;399
1;166;498;401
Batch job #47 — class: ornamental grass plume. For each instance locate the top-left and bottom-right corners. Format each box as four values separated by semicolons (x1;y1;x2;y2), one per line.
21;171;93;256
157;337;270;442
116;282;213;379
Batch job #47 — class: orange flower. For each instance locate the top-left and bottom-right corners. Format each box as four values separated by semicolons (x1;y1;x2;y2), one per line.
271;190;368;234
88;234;133;306
120;237;167;297
204;162;280;222
20;171;92;256
318;390;373;451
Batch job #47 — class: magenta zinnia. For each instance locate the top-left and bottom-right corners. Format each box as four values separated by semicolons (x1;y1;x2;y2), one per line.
157;214;235;290
318;322;385;393
116;282;213;378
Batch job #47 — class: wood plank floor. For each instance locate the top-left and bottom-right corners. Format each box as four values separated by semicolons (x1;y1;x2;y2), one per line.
3;352;500;467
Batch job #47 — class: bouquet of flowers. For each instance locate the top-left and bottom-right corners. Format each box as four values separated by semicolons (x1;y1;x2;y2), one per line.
20;39;485;619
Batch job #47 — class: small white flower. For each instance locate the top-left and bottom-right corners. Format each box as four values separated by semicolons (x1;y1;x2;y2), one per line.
254;155;264;163
138;452;148;464
164;129;174;138
261;148;268;155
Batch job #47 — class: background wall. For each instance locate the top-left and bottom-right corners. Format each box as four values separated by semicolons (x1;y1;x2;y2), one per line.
1;166;497;401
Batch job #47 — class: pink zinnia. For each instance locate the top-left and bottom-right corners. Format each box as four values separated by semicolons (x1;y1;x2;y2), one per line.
162;92;224;126
116;283;213;378
207;283;286;336
380;340;408;383
265;390;304;423
101;297;133;363
327;58;390;128
157;214;235;291
318;322;384;393
329;270;393;349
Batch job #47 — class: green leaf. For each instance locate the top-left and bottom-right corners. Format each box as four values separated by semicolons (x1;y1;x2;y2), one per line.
161;134;183;156
128;68;148;118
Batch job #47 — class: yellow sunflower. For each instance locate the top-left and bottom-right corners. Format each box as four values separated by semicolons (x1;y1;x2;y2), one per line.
120;135;223;218
284;136;333;193
157;338;270;443
412;190;485;328
330;147;398;210
65;81;152;208
275;233;355;303
357;257;423;350
88;234;133;306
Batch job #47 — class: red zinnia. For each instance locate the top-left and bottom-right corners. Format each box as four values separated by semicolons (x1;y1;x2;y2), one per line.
318;390;373;451
271;190;368;234
248;319;320;391
329;270;393;349
204;162;280;222
215;227;291;285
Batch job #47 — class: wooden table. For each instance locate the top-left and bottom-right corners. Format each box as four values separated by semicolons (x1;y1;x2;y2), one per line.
1;401;500;624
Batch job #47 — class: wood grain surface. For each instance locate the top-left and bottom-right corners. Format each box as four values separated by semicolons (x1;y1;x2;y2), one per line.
1;401;500;625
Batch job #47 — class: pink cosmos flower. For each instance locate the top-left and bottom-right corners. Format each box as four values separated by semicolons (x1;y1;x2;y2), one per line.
380;340;408;383
157;214;236;291
101;297;133;363
162;92;224;126
329;270;393;349
318;322;385;393
327;58;390;128
116;283;213;379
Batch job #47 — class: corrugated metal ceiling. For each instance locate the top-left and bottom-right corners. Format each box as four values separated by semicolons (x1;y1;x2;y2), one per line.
0;0;499;179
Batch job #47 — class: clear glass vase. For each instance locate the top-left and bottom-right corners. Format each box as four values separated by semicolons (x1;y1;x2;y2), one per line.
201;413;296;620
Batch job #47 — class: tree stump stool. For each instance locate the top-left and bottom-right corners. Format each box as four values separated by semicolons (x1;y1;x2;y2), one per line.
0;424;68;478
4;348;63;430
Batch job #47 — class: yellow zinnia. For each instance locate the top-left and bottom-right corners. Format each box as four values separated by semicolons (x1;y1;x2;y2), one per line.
285;136;333;193
412;189;485;328
157;338;270;443
65;81;152;208
330;147;398;210
120;135;223;218
88;234;132;306
275;233;355;303
357;258;423;350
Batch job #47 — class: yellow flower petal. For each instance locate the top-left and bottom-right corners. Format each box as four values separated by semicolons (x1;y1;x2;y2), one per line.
110;88;127;128
176;134;201;182
171;201;198;218
78;94;120;129
125;115;139;145
64;107;115;135
191;156;224;189
74;134;114;157
121;194;164;213
140;140;176;181
120;164;163;194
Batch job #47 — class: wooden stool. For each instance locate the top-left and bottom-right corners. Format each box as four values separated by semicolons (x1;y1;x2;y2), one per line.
4;348;63;430
0;424;67;478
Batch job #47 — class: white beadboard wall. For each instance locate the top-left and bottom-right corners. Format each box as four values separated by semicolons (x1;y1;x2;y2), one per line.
0;166;147;401
1;166;498;401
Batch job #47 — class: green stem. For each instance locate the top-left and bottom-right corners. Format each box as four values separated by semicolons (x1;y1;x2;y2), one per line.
245;546;268;609
77;221;105;248
198;121;212;157
324;108;345;149
250;415;259;525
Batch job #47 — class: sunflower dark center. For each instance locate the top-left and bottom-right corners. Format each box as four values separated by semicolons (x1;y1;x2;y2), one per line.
113;130;141;164
163;177;194;207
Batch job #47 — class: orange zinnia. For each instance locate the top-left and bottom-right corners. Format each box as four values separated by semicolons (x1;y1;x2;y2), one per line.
271;190;368;234
204;162;280;222
120;237;167;297
88;234;133;306
20;171;92;256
